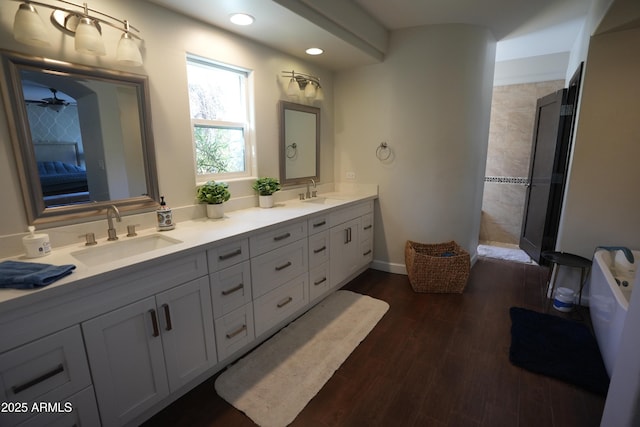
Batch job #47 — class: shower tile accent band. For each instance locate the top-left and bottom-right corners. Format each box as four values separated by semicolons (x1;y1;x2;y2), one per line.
484;176;529;185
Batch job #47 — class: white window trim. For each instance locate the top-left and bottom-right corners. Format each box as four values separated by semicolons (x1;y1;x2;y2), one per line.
187;55;255;183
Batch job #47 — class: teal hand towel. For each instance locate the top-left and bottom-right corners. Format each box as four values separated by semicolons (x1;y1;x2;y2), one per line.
0;260;76;289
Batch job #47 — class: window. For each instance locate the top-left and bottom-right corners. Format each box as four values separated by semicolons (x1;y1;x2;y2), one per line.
186;55;251;179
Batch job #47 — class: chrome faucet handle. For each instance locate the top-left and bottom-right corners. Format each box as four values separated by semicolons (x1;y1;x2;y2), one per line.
299;193;305;200
79;232;97;246
126;224;139;237
311;190;317;198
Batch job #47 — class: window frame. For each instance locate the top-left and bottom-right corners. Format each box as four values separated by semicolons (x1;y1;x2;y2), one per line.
186;54;254;182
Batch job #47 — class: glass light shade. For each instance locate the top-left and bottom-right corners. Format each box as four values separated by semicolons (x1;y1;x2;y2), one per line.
287;78;299;97
116;32;143;66
304;82;316;99
315;86;324;101
75;17;106;56
13;3;51;47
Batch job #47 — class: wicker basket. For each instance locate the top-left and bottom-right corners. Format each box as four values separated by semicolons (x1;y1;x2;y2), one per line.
404;240;470;293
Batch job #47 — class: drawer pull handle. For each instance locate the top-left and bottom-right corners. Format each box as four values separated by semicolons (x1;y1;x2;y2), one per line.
363;249;372;256
363;225;372;230
11;364;64;394
162;303;173;331
314;277;327;286
273;232;291;241
149;309;160;337
226;324;247;339
221;283;244;296
277;296;293;308
275;261;292;271
219;248;242;260
313;245;326;254
313;220;326;228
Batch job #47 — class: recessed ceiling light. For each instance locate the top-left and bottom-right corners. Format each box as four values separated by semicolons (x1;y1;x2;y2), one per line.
305;48;324;56
230;13;254;26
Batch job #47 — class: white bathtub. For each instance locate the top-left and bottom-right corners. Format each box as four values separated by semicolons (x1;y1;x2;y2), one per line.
589;249;639;377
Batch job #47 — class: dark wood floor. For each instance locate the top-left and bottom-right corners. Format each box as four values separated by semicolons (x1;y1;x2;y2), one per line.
144;257;605;427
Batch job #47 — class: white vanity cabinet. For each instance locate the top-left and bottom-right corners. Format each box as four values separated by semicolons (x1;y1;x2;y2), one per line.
329;201;374;289
82;276;215;427
0;192;377;427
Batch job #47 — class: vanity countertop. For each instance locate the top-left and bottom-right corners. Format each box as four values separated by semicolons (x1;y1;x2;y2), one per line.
0;190;377;311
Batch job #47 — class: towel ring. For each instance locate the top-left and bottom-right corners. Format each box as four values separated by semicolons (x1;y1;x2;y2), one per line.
286;142;297;159
376;142;391;161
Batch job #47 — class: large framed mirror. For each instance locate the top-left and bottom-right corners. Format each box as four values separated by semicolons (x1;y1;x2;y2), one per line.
0;50;159;225
279;101;320;185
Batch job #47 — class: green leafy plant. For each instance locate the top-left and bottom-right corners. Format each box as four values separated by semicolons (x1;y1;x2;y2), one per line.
252;177;281;196
196;181;231;204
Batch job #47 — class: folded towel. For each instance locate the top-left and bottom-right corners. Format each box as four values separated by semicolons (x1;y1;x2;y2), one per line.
0;260;76;289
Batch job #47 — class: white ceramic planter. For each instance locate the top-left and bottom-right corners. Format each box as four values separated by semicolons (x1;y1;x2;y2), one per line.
206;203;224;219
259;195;274;208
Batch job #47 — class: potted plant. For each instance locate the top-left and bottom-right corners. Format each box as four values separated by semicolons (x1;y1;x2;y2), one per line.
252;177;281;208
197;180;230;219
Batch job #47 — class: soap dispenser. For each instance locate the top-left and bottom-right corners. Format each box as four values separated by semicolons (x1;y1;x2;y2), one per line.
157;196;175;231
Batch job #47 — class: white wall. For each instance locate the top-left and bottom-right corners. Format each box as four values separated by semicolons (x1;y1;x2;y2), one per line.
334;24;496;271
0;0;333;255
556;26;640;257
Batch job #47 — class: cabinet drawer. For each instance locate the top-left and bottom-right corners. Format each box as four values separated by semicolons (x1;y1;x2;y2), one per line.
16;385;100;427
309;263;331;303
309;231;329;268
308;214;329;235
254;274;308;337
329;200;373;227
251;239;308;298
0;326;92;426
361;239;374;264
210;261;252;318
361;213;374;242
249;220;307;256
207;238;250;271
214;303;255;362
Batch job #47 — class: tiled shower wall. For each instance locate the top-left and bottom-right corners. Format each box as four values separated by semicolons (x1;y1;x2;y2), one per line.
480;80;565;245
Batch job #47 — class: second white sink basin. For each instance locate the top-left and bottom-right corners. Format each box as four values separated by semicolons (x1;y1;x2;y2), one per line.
302;196;342;205
71;234;183;266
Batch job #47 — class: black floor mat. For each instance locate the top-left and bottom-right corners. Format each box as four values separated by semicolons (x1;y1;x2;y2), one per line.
509;307;610;396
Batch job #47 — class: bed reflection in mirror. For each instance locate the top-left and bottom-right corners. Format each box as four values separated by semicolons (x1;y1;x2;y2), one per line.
22;70;147;207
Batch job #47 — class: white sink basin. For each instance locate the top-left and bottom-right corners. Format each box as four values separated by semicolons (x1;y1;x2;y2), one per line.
71;234;183;266
302;196;342;205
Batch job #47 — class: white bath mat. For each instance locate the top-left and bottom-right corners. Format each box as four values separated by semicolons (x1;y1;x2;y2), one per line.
478;244;534;264
214;290;389;427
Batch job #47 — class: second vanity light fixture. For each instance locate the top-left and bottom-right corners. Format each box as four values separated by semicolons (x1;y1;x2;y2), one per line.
282;70;323;101
12;0;144;67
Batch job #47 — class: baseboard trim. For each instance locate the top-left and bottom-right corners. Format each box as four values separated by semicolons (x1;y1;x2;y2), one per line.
370;259;407;275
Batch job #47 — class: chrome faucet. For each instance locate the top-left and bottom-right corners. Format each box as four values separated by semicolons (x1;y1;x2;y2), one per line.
306;178;316;199
106;205;121;241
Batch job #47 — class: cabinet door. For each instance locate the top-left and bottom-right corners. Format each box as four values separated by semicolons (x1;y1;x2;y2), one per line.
82;297;169;427
330;218;361;288
156;277;217;392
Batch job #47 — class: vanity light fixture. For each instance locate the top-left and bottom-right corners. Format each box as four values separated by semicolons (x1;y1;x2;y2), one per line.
11;0;144;66
282;70;323;101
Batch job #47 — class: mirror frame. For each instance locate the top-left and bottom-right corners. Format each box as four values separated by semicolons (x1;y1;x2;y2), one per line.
279;101;320;186
0;49;159;226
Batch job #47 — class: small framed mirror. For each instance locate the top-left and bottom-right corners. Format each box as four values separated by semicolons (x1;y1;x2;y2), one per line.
279;101;320;185
0;50;159;225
